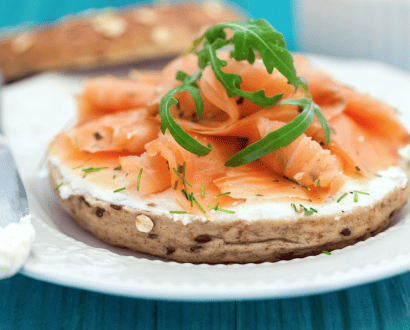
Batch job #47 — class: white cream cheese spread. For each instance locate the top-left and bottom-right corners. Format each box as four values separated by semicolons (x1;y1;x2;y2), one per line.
0;215;35;278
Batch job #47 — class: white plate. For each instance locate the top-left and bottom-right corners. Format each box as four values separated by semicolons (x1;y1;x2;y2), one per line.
3;55;410;301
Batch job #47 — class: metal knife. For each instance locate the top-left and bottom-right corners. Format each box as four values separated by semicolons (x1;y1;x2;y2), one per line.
0;73;35;278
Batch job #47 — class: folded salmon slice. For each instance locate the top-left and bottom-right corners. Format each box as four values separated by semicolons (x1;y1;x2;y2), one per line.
78;76;158;124
254;118;346;194
318;113;406;177
213;162;311;201
120;132;239;217
67;109;160;154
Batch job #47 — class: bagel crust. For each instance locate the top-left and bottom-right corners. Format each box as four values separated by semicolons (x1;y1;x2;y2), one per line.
49;160;410;264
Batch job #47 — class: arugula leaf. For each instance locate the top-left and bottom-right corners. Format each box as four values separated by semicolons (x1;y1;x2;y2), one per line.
225;98;315;167
158;70;214;156
194;19;306;92
198;39;283;107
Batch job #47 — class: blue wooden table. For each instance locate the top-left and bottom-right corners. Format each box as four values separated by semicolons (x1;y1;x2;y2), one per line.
3;271;410;329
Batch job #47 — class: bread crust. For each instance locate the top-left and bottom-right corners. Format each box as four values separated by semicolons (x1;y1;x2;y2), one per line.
49;160;410;264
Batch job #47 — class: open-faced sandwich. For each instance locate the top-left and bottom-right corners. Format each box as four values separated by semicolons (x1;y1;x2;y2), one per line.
48;20;410;263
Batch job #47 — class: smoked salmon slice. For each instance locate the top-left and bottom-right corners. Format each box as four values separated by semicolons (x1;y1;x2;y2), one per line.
67;109;160;154
254;118;345;194
78;76;158;124
120;132;238;217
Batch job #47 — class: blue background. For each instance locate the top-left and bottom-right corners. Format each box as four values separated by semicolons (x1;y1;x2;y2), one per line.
0;0;298;50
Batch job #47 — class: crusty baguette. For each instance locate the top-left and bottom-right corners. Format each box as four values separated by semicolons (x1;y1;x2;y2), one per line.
0;2;246;81
49;158;410;264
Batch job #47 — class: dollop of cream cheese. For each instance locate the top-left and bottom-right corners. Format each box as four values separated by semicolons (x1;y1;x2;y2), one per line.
0;215;35;278
49;148;409;225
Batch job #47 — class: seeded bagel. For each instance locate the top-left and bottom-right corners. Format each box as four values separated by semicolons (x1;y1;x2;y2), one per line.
49;157;410;264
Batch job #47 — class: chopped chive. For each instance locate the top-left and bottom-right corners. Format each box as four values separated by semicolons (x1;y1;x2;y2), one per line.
322;251;331;255
354;190;370;195
304;209;314;216
182;189;189;200
355;166;361;171
114;187;126;193
283;176;299;185
317;180;320;188
114;166;122;171
201;183;205;198
337;193;348;203
301;185;311;190
169;211;187;214
172;168;192;187
190;192;194;207
216;208;235;214
208;203;220;211
125;172;129;176
193;197;206;214
113;175;116;179
292;203;297;212
75;137;80;149
72;165;84;170
215;192;231;198
55;182;63;190
137;168;143;191
354;192;358;203
299;204;307;210
82;167;109;173
310;207;318;213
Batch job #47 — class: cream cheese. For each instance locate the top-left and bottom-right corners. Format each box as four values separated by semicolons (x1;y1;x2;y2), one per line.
49;151;409;225
0;215;35;278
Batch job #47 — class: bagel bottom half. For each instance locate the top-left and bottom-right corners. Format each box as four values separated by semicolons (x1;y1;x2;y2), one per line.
49;159;410;264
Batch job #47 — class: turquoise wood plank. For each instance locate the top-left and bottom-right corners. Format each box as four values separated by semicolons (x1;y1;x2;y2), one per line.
4;273;410;329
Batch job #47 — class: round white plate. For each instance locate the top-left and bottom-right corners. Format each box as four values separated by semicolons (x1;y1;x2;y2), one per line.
4;55;410;301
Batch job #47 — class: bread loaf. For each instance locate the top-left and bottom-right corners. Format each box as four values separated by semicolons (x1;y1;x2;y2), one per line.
0;2;246;81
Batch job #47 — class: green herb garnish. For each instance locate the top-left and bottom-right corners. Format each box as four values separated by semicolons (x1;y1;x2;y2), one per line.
354;190;370;195
207;203;235;214
215;192;231;198
172;167;192;187
354;192;359;203
75;137;80;149
158;19;330;166
169;211;187;214
55;182;63;190
201;183;205;198
310;207;318;213
337;193;348;203
355;166;361;171
301;185;311;190
193;197;207;214
317;180;320;188
114;166;122;171
137;168;143;191
113;175;116;179
114;187;126;193
292;203;297;212
72;165;84;170
322;251;331;255
82;167;109;173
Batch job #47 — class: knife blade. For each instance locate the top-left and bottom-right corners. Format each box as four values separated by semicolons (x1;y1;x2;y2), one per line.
0;73;35;279
0;146;29;227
